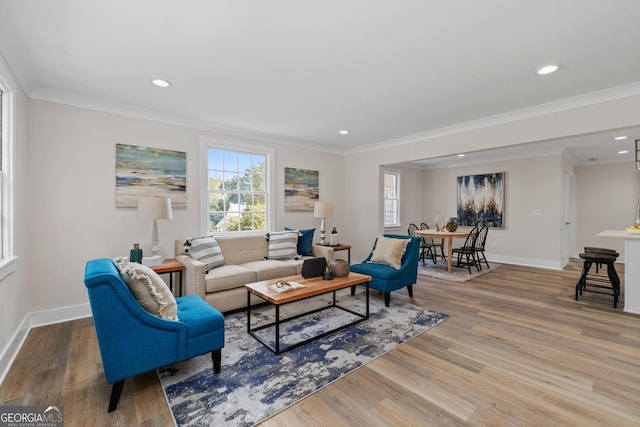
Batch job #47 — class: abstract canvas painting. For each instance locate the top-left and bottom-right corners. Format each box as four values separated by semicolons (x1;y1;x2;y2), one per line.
284;167;319;211
115;144;186;208
457;172;504;228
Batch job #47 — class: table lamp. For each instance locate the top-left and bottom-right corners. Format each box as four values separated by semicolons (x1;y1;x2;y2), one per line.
313;201;334;245
137;196;173;259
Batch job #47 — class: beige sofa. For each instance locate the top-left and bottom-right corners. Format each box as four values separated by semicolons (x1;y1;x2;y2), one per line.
175;234;334;312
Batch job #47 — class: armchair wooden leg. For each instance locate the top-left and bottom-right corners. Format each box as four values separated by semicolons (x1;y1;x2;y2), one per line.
108;379;125;413
407;285;413;298
212;349;222;374
384;292;390;307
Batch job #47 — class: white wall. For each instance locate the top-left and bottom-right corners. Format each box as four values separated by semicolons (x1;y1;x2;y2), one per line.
344;94;640;264
421;155;563;267
576;162;640;257
26;100;345;314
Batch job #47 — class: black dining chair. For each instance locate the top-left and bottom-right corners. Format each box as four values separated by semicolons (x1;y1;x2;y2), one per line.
452;226;480;273
408;223;434;266
473;225;490;270
420;222;446;263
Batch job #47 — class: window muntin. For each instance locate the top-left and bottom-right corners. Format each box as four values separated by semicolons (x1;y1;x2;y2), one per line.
207;147;267;233
384;171;400;227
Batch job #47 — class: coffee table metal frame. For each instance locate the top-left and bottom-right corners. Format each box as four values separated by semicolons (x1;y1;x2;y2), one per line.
245;274;371;354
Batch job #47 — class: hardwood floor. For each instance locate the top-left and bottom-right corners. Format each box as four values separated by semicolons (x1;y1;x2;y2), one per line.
1;261;639;426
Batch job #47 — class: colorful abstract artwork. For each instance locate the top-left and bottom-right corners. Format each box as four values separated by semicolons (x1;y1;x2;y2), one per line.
457;172;504;228
284;167;319;211
115;144;186;208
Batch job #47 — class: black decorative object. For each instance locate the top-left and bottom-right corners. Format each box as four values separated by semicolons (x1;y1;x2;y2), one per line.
301;257;327;278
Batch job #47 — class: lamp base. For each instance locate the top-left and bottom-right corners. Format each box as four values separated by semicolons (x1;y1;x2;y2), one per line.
142;256;163;267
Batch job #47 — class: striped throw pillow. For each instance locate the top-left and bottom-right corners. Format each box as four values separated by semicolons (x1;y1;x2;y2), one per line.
185;236;225;271
266;230;300;260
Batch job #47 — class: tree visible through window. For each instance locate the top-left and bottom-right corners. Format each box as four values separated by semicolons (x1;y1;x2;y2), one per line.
207;148;267;232
384;171;400;227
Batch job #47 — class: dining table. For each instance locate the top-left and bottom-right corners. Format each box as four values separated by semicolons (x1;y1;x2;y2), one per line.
415;228;472;272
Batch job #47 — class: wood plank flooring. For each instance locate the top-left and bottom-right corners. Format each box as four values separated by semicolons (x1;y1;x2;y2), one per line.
1;261;639;426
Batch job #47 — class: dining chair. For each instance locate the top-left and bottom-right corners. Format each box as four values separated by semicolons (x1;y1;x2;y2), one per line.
420;222;445;263
452;226;480;273
474;225;490;270
408;223;431;265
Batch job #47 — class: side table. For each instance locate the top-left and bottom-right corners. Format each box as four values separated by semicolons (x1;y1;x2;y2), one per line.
150;259;184;297
331;244;351;264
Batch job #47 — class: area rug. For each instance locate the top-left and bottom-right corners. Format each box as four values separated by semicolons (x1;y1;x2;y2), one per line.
158;290;449;426
418;258;501;282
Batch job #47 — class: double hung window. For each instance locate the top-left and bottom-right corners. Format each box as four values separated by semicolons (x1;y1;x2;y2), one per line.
206;146;269;233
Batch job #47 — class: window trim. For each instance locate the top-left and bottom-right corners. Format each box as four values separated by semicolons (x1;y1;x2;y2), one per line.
383;169;401;228
199;138;275;235
0;57;17;281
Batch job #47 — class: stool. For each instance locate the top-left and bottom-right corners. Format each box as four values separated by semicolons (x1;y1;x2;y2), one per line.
575;247;620;308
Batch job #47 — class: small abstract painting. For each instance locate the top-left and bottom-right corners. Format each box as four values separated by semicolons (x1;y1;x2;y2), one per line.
116;144;186;208
457;172;504;228
284;167;319;211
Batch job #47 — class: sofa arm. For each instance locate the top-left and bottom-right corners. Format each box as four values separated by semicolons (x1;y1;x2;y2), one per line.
312;244;334;263
176;254;206;298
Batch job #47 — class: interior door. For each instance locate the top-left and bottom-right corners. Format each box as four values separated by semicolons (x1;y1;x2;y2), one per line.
562;170;576;266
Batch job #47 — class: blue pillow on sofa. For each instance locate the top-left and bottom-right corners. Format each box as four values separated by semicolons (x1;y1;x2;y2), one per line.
285;227;315;256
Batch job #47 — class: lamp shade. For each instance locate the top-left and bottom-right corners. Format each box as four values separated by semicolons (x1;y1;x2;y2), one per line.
137;196;173;220
313;201;334;218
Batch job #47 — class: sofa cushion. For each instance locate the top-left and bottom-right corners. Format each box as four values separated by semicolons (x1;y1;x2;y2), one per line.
205;265;257;293
285;227;315;256
369;234;409;269
114;257;179;321
185;235;225;271
242;260;297;281
266;230;300;259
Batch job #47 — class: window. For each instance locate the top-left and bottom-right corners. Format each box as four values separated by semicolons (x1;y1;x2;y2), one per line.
206;146;269;233
0;60;16;280
383;170;400;227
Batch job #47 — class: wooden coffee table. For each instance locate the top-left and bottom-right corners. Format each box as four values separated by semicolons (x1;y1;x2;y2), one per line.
245;272;372;354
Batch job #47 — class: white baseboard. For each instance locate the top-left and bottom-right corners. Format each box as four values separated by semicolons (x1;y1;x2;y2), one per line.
487;254;563;270
0;303;91;386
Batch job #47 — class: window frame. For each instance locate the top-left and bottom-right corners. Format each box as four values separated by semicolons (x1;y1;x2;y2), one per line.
383;169;401;228
200;138;275;235
0;58;17;281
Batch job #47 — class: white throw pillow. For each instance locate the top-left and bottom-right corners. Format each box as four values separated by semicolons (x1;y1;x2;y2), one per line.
114;257;179;321
186;235;225;271
266;230;300;259
369;235;409;269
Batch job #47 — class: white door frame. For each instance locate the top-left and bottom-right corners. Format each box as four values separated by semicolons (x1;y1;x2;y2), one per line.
562;170;576;266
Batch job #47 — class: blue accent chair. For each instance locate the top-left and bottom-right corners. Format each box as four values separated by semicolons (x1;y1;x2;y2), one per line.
349;234;420;307
84;258;225;412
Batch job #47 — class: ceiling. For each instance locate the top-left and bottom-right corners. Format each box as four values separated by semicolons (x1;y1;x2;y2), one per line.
1;1;640;165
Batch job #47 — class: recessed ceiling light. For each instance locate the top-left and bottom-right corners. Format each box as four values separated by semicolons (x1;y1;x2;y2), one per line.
536;64;559;75
152;78;172;88
457;154;465;157
618;150;629;154
614;136;627;140
339;130;350;135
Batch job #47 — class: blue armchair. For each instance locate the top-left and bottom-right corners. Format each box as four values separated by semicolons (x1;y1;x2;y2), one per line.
84;258;225;412
350;234;420;307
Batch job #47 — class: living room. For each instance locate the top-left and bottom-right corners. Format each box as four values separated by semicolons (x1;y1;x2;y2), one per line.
1;1;640;425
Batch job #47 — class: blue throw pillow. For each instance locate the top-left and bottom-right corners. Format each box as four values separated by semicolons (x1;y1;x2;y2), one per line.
285;227;315;256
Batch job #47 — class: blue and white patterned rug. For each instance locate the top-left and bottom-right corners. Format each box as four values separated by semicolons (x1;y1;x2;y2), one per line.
158;289;449;426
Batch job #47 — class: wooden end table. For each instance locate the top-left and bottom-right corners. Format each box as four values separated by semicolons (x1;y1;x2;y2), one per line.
150;259;184;296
